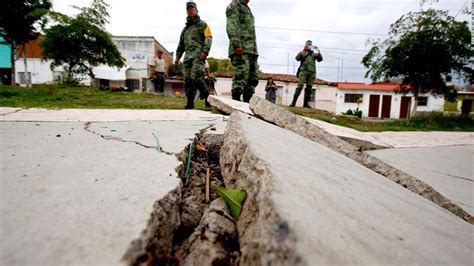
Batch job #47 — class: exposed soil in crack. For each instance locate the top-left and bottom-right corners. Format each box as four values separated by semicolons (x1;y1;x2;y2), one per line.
123;130;241;265
83;122;174;155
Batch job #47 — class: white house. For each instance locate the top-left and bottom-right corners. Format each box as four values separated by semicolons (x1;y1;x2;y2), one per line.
336;83;445;119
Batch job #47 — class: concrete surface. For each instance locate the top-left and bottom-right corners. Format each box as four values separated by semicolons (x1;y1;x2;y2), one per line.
369;145;474;215
208;96;252;115
308;117;474;148
0;108;226;265
0;107;224;122
207;96;474;148
221;111;473;265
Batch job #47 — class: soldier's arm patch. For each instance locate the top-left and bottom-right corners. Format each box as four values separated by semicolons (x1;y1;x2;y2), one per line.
204;25;212;38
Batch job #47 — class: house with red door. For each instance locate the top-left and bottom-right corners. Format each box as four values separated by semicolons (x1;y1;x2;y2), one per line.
335;83;445;119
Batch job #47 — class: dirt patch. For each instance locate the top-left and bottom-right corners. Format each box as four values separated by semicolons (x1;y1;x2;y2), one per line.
123;132;240;265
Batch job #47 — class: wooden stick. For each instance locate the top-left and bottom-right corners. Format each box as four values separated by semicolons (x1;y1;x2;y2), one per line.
205;168;210;203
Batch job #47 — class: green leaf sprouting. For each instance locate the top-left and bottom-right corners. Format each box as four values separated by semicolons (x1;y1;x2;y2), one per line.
214;186;246;220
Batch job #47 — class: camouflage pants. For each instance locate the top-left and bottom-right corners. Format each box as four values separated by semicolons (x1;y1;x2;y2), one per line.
294;71;315;101
183;59;208;99
231;54;259;95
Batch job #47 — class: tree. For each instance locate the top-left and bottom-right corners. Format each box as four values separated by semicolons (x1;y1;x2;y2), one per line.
362;9;473;115
207;57;233;73
0;0;52;85
41;0;125;84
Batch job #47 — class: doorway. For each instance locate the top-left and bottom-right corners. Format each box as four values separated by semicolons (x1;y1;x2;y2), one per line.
400;96;412;119
369;95;380;118
381;95;392;119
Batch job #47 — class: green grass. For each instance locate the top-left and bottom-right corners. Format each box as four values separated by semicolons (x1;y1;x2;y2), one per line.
0;85;210;110
1;85;472;131
288;106;474;132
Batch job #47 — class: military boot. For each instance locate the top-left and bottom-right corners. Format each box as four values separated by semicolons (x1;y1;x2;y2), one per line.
185;97;195;109
243;92;253;103
232;92;241;101
303;95;311;108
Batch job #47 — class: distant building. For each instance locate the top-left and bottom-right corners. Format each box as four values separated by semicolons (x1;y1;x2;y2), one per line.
444;91;474;115
112;36;174;92
336;83;445;119
11;35;176;90
0;36;12;85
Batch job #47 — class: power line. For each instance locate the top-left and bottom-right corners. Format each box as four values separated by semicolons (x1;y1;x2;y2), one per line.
454;0;469;17
145;25;388;37
255;26;388;37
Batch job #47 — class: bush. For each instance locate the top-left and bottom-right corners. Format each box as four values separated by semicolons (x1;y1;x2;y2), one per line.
342;108;362;118
168;64;183;77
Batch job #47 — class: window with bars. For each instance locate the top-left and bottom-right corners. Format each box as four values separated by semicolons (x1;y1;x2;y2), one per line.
417;97;428;106
344;93;363;103
18;72;31;84
126;79;140;91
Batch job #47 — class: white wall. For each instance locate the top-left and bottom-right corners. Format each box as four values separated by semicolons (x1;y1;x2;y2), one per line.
15;59;54;85
15;59;91;86
336;89;445;119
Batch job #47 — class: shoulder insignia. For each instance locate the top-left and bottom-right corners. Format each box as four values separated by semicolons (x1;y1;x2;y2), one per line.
204;25;212;38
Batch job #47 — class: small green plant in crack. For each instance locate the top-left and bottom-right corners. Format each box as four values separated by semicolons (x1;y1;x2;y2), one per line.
214;186;246;220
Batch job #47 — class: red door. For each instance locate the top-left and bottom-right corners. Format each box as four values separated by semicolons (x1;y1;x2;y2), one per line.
381;95;392;119
400;96;412;119
369;95;380;118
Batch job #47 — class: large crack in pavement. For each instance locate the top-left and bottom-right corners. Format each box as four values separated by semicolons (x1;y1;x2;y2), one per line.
122;130;242;265
83;122;175;156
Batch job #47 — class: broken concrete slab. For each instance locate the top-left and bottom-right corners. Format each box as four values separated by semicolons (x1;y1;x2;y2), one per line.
0;109;224;265
307;117;474;148
369;145;474;215
208;95;252;115
249;96;473;223
220;111;473;265
207;96;473;149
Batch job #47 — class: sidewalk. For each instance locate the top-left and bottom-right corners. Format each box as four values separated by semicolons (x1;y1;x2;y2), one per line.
0;108;226;265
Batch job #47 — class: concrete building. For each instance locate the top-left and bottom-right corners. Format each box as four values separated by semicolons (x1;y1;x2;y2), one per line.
444;91;474;115
336;83;445;119
112;36;173;92
0;36;12;85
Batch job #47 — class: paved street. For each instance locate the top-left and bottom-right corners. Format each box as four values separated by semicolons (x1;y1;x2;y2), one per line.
0;108;226;265
369;145;474;215
0;107;472;265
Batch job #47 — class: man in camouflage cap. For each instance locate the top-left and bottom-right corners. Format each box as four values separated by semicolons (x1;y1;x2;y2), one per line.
290;40;323;108
226;0;259;102
175;1;213;109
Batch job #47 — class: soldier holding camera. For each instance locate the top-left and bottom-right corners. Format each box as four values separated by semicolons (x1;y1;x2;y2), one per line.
290;40;323;108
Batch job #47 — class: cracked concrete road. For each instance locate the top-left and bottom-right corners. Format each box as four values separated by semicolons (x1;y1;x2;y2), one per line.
369;145;474;215
0;108;226;265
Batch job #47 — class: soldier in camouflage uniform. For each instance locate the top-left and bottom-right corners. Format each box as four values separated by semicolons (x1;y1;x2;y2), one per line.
175;1;213;109
226;0;259;102
290;40;323;108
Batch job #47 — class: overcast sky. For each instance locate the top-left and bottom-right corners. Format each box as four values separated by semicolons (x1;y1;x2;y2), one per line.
52;0;472;83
